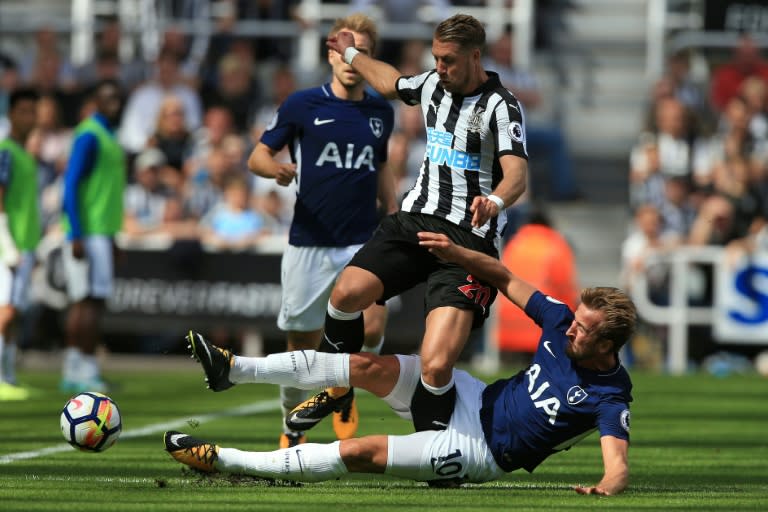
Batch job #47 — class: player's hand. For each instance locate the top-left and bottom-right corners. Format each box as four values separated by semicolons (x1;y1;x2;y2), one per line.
72;239;86;260
573;485;611;496
469;196;501;228
416;231;459;262
274;163;297;186
326;31;356;55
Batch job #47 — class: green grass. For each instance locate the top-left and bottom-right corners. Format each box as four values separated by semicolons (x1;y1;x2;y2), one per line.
2;364;767;511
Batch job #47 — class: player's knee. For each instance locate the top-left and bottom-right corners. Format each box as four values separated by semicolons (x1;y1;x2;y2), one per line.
339;438;386;473
420;360;453;387
350;353;398;397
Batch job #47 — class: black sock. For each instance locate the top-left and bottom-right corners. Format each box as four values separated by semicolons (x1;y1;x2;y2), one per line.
410;379;456;431
319;311;364;354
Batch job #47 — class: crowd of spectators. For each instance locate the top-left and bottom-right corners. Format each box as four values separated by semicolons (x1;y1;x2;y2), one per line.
622;34;768;364
0;3;535;259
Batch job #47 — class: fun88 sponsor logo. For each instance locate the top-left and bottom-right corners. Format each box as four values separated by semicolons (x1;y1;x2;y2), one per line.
426;128;481;171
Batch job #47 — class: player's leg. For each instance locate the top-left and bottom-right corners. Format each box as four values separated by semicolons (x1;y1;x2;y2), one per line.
62;235;113;392
409;306;473;431
280;330;321;447
409;261;497;432
164;430;388;482
332;302;388;439
0;261;29;399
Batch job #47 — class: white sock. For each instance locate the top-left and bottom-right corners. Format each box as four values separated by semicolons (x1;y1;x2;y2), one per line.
230;350;349;389
217;442;347;482
80;354;101;382
3;341;16;384
327;302;361;321
63;347;82;382
361;336;385;355
280;385;308;433
421;374;455;395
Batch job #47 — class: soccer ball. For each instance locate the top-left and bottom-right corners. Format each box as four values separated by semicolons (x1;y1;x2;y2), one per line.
60;392;122;452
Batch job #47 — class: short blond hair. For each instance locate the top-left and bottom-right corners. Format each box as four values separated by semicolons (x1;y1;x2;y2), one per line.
434;14;486;52
330;13;378;54
580;287;637;352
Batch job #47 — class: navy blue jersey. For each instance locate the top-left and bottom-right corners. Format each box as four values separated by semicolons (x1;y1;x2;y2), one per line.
480;291;632;473
260;84;394;247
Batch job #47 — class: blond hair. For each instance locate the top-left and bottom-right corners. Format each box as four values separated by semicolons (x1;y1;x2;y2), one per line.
580;287;637;351
330;13;379;54
434;14;486;52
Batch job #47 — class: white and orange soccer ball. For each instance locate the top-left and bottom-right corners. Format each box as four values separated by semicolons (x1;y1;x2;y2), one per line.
60;392;122;452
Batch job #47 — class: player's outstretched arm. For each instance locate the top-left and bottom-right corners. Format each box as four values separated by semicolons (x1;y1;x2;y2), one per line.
417;232;535;309
573;435;629;496
327;31;401;100
247;142;297;186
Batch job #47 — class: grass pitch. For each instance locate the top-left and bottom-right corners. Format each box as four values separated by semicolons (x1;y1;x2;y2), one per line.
1;358;767;511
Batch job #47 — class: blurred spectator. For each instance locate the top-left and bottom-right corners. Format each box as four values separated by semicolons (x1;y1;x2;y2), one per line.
658;176;698;239
119;49;202;154
696;96;768;189
711;154;766;239
232;0;305;63
740;76;768;141
0;55;20;138
495;206;578;353
146;95;196;188
646;50;713;135
75;16;147;91
621;204;680;303
25;49;83;128
634;98;710;194
123;148;170;237
252;64;296;142
191;105;236;162
629;133;666;210
18;27;77;89
201;174;267;250
201;52;261;133
485;30;580;201
258;189;291;236
26;95;72;186
688;194;736;246
711;34;768;113
185;147;232;219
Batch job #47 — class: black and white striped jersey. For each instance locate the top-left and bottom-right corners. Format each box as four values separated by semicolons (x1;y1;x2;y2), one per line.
396;70;528;241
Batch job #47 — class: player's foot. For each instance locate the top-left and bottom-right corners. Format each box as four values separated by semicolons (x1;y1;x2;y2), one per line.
278;431;307;449
0;382;30;401
332;389;358;440
185;331;234;391
286;387;354;431
164;430;219;472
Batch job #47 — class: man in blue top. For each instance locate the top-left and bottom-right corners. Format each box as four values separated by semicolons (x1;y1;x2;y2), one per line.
245;13;396;448
60;79;126;393
167;231;635;494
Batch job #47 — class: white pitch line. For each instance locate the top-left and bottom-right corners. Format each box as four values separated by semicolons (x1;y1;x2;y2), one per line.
0;399;281;465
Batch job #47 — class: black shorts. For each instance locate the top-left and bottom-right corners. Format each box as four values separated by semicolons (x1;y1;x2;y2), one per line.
349;212;499;328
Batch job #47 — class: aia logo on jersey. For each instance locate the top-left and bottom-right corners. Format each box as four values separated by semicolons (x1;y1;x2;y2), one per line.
458;274;491;310
369;118;383;138
567;386;588;405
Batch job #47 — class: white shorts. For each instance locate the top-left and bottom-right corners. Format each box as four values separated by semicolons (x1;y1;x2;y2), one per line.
277;244;363;331
62;235;114;301
0;252;35;309
384;355;505;484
